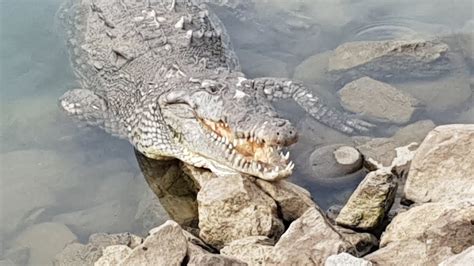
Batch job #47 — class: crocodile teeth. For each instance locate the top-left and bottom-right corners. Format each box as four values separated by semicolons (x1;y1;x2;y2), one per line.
282;151;290;160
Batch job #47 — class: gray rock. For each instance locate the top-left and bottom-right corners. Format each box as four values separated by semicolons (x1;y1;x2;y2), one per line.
3;246;30;266
336;170;397;231
265;207;354;265
439;246;474;266
335;226;378;257
10;223;77;266
309;144;363;179
365;200;474;265
404;124;474;204
220;236;274;266
325;252;372;266
338;77;421;124
197;175;284;249
354;120;435;169
394;70;472;113
94;245;132;266
134;187;169;235
254;179;315;222
293;51;332;85
328;39;450;81
122;221;188;265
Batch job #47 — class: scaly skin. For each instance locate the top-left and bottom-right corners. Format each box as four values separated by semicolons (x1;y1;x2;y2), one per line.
58;0;374;181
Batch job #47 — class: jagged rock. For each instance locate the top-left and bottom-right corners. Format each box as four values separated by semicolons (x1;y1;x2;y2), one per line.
121;221;188;265
354;120;435;169
54;233;142;266
336;170;397;231
439;246;474;266
220;236;274;265
404;124;474;203
254;179;315;222
325;252;372;266
181;163;216;188
366;200;474;265
293;51;332;85
338;77;421;124
264;207;354;265
238;49;289;78
309;144;363;179
9;223;77;266
328;39;450;81
198;175;284;248
395;70;472;113
94;245;132;266
335;226;378;257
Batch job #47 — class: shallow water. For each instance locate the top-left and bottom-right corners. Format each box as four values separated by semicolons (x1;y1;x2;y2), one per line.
0;0;472;264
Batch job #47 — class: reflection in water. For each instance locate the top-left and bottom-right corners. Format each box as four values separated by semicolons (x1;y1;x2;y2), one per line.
134;150;199;228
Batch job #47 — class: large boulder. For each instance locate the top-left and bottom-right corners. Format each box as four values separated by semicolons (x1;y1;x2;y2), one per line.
264;207;354;265
197;175;284;248
404;124;474;203
338;77;421;124
328;39;450;81
336;170;397;231
365;200;474;265
220;236;273;266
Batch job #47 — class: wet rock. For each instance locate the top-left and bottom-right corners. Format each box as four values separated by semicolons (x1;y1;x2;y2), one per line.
94;245;132;266
328;39;450;81
264;207;354;265
134;187;169;235
198;175;284;248
293;51;332;85
220;236;274;265
335;226;378;257
325;252;372;266
10;223;77;266
336;170;397;231
52;200;138;238
354;120;435;169
309;144;363;179
254;179;315;222
122;221;188;265
404;124;474;203
394;70;472;113
54;233;142;266
366;200;474;265
338;77;421;124
439;246;474;266
239;49;289;78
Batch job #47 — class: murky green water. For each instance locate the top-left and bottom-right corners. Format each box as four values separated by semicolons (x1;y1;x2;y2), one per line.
0;0;472;264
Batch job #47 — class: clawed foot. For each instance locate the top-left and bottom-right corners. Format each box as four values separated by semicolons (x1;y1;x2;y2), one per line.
345;115;376;134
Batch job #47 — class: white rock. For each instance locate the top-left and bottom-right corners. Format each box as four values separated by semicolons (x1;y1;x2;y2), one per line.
94;245;132;266
325;252;372;266
439;246;474;266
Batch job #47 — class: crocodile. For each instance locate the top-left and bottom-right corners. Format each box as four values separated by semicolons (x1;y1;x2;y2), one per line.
58;0;374;181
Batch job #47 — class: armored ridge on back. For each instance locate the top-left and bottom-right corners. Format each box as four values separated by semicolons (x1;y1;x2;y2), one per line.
58;0;374;181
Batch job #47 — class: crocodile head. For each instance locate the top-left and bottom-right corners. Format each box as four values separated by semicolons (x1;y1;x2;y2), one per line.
159;78;298;181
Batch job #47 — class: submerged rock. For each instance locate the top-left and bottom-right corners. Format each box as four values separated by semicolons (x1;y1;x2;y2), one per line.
309;144;363;179
325;252;372;266
404;124;474;203
336;170;397;231
238;49;289;78
328;39;450;81
264;207;354;265
198;175;284;248
293;51;332;85
338;77;421;124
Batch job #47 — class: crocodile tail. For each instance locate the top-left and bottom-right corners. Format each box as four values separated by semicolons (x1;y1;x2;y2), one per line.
252;78;375;134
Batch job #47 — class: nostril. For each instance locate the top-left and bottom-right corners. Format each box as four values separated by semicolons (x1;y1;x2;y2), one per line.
289;130;293;135
276;132;280;136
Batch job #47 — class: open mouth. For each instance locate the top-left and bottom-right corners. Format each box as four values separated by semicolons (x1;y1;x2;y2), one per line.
199;118;294;180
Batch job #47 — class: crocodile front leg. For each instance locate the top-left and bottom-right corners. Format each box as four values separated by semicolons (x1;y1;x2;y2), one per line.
249;78;375;134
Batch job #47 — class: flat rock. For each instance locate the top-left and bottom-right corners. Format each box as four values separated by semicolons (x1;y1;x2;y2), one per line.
309;144;363;179
336;170;397;231
220;236;274;266
328;39;450;81
264;207;354;265
254;179;315;222
338;77;421;124
94;245;132;266
439;246;474;266
404;124;474;203
121;221;188;265
325;252;372;266
366;200;474;265
293;51;332;85
197;175;284;248
10;223;77;266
